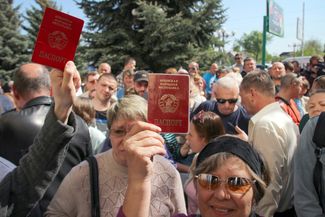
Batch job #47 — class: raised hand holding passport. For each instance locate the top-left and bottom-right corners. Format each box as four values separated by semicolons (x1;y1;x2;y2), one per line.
51;61;80;123
32;7;84;70
148;74;190;133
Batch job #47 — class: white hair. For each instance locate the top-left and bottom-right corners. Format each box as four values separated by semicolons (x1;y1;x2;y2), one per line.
214;76;239;91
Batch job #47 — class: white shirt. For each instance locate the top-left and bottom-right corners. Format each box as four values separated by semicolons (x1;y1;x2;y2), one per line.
249;102;299;216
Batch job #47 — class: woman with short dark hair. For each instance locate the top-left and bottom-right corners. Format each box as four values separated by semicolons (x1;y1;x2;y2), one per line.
118;135;270;217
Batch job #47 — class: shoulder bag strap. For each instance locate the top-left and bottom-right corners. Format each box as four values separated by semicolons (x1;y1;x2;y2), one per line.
87;156;100;217
313;112;325;148
312;112;325;212
275;96;300;121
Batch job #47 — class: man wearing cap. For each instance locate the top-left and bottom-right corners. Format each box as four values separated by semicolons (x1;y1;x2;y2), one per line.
240;70;299;217
134;70;149;99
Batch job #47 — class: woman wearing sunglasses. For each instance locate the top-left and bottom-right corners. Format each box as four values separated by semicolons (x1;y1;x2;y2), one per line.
118;136;270;217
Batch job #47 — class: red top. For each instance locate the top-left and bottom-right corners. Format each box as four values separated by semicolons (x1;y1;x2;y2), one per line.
275;96;301;125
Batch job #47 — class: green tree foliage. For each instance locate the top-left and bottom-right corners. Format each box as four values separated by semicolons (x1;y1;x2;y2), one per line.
234;31;272;62
23;0;88;74
23;0;60;52
297;39;324;56
266;53;281;63
0;0;29;80
77;0;226;73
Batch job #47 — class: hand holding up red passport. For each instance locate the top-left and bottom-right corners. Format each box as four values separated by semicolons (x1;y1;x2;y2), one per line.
32;7;84;70
148;74;190;134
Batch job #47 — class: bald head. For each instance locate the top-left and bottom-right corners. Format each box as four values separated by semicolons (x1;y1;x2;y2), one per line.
98;63;111;74
270;62;285;80
13;63;50;108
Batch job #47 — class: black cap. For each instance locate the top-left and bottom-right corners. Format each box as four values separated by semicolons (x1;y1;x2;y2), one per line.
134;70;149;83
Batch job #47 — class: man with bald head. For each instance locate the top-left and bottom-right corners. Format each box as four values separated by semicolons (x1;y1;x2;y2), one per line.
269;62;286;93
0;63;92;215
98;62;111;75
11;63;51;110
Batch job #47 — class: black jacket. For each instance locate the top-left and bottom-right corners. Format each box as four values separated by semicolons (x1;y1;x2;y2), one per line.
0;96;92;215
0;106;76;217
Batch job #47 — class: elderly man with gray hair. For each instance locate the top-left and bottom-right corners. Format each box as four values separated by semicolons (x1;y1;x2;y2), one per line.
192;76;250;134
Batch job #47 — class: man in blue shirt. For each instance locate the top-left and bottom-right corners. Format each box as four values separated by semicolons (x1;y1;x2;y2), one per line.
202;63;218;99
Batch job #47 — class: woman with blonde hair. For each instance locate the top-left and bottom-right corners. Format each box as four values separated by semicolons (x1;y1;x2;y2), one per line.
189;78;206;113
46;95;186;217
193;74;206;97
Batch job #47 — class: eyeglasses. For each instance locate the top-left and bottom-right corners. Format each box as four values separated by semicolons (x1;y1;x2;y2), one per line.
235;58;242;60
189;67;197;71
216;98;238;104
195;173;254;194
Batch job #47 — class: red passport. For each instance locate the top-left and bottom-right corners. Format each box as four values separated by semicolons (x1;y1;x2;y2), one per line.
148;74;190;133
31;7;84;70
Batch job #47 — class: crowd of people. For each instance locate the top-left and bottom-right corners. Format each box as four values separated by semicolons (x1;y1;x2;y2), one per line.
0;53;325;217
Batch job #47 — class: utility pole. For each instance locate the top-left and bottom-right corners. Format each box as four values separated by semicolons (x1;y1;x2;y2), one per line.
262;16;267;66
301;1;305;56
289;43;300;57
262;0;268;66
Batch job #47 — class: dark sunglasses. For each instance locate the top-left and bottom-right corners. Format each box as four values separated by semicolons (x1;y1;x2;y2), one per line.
189;67;197;70
216;98;238;104
195;173;254;194
235;57;242;60
315;74;325;82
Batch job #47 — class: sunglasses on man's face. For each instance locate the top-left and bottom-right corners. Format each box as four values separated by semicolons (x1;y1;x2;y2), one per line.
216;98;238;104
315;74;325;82
195;173;254;194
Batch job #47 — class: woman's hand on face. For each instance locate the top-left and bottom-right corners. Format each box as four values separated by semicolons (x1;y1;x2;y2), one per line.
123;121;166;182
